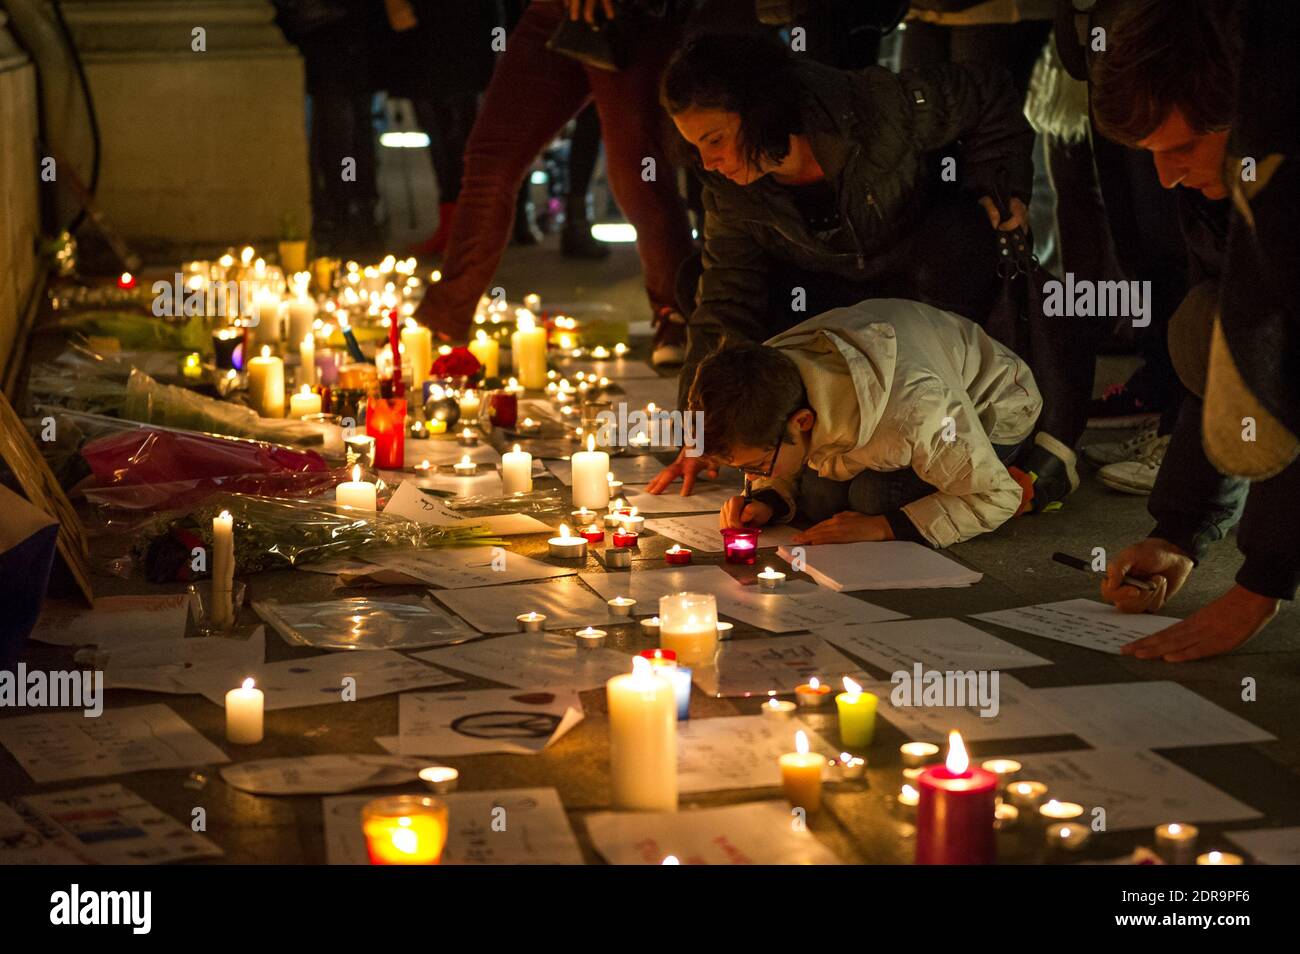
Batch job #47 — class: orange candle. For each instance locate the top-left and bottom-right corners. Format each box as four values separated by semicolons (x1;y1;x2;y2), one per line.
361;795;449;865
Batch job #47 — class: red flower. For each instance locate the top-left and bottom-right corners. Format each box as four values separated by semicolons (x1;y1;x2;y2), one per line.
431;347;482;378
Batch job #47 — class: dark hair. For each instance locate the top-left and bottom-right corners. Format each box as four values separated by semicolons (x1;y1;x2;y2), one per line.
687;343;807;458
660;31;804;172
1091;0;1239;147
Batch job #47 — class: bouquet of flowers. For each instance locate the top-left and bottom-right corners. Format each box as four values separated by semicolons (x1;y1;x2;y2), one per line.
431;346;482;381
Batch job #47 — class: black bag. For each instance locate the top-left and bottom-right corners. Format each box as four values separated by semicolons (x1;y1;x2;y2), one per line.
545;1;671;72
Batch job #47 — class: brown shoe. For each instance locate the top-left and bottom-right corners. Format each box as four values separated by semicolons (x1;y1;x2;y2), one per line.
651;307;686;368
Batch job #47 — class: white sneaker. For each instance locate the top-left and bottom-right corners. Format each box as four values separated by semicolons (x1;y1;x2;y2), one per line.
1082;421;1160;467
1096;434;1171;495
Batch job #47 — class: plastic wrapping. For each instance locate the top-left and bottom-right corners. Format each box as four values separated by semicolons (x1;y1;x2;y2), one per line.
254;595;481;651
440;488;565;518
131;493;500;582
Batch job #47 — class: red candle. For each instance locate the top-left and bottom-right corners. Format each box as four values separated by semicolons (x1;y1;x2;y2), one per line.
721;527;759;565
578;525;605;545
916;730;997;865
665;544;693;565
612;530;639;549
488;390;518;429
637;648;677;669
366;396;407;470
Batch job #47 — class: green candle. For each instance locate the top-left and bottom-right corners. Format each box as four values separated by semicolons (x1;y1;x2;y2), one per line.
835;677;878;748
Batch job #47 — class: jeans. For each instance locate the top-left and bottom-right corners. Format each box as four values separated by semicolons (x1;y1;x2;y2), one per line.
795;439;1028;525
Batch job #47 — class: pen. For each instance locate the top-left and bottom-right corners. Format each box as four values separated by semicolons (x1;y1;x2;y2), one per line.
1051;551;1156;592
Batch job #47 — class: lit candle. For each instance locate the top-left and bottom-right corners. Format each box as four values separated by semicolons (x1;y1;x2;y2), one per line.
361;795;449;865
838;753;867;780
516;417;541;437
980;758;1022;791
757;566;786;590
516;612;547;632
547;524;587;560
916;730;997;865
1155;823;1200;865
579;524;605;545
665;544;693;566
247;345;285;418
182;352;203;380
401;320;433;389
638;648;677;670
418;766;459;794
1038;799;1085;824
458;427;479;447
721;527;759;565
225;677;263;744
670;667;692;720
1196;850;1244;866
779;730;825;812
898;784;920;815
298;332;316;387
640;616;661;637
575;626;607;649
607;596;637;617
611;529;639;549
605;500;632;528
468;329;499;379
289;384;322;419
211;509;235;629
458;388;482;422
571;435;610;510
716;621;734;641
511;312;548;389
1045;822;1091;854
344;434;376;468
658;592;718;667
615;507;644;535
763;698;797;719
606;473;624;497
336;464;377;512
453;455;477;476
795;676;833;709
570;507;598;525
606;657;677;811
1007;780;1048;813
900;742;940;767
835;677;877;748
365;396;407;469
994;801;1020;831
501;444;533;495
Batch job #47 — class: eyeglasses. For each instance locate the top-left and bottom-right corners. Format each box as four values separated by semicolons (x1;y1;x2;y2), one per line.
737;430;785;478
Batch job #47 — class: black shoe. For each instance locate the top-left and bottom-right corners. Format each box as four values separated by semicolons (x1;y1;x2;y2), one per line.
1020;432;1080;512
561;221;611;259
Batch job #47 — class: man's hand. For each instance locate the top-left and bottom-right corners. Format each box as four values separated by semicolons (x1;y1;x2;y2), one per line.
978;196;1029;232
1101;538;1195;613
646;449;719;496
568;0;616;23
720;495;773;530
791;511;893;545
1121;585;1280;661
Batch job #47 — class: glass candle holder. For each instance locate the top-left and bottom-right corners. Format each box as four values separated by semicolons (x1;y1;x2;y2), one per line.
721;527;760;565
365;396;407;470
658;592;719;667
212;326;247;370
487;389;518;429
361;795;449;865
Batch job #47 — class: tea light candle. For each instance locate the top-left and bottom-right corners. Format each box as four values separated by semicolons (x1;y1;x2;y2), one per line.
547;524;587;559
779;730;825;812
501;444;533;495
572;435;611;510
361;795;449;865
1046;822;1091;853
665;544;693;565
638;648;677;670
515;417;541;437
247;345;285;418
289;383;322;419
571;507;598;525
763;698;797;719
995;801;1020;830
900;742;940;767
600;547;632;569
615;508;644;535
458;389;482;421
418;766;459;794
606;473;623;497
903;766;926;786
611;529;639;549
658;592;718;667
1196;850;1244;866
1155;822;1200;865
579;525;605;545
640;616;661;637
575;626;607;649
605;498;631;527
1007;780;1049;813
468;329;499;378
981;758;1022;790
344;434;376;468
898;784;920;815
336;464;377;511
916;731;997;865
182;352;203;380
670;667;692;720
757;566;786;590
795;677;833;708
838;754;867;781
607;596;637;617
211;509;235;629
721;527;759;565
835;677;877;747
458;428;479;447
516;612;547;632
606;657;677;811
715;621;734;641
453;455;477;476
225;678;264;744
1039;799;1085;825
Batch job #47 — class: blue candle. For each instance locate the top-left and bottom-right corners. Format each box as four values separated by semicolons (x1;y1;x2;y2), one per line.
671;667;692;720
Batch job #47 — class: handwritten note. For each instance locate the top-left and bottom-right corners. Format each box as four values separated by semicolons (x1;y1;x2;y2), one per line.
384;480;552;536
620;483;738;514
677;716;836;794
431;576;616;633
816;618;1051;675
692;634;867;698
89;625;265;693
970;598;1179;654
29;594;191;648
867;675;1071;743
716;581;906;633
346;546;574;590
415;632;631;691
394;689;584;756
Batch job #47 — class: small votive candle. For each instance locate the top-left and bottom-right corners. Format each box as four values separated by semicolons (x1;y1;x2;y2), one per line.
1007;780;1049;813
344;434;376;468
763;698;797;719
721;527;760;565
579;525;605;545
638;648;676;670
981;758;1022;790
1196;850;1244;866
795;676;833;708
1039;799;1085;823
607;596;637;617
838;754;867;781
757;566;787;590
516;612;547;632
994;801;1020;831
716;621;734;641
418;766;459;794
515;417;541;437
835;677;877;748
361;795;448;865
547;524;587;559
615;509;644;535
640;616;661;637
453;455;477;476
897;784;920;816
570;507;598;525
1046;822;1091;854
665;544;693;565
225;678;264;744
611;529;639;549
1155;823;1200;865
779;730;825;813
575;626;607;649
606;474;623;497
458;428;479;447
601;547;632;568
900;742;940;767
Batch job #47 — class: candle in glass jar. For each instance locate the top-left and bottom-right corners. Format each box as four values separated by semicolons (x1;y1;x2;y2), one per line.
468;329;499;379
337;465;377;511
365;396;406;469
835;677;877;748
458;388;482;422
916;730;997;865
501;444;533;495
247;346;285;418
779;730;825;812
571;435;610;510
361;795;449;865
289;384;322;419
658;592;719;667
721;527;759;564
225;677;263;744
606;657;677;811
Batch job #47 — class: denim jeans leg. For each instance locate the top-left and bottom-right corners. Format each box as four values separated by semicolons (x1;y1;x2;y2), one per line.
796;469;852;524
845;469;934;516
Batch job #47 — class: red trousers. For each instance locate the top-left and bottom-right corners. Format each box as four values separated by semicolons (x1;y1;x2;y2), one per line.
422;1;694;338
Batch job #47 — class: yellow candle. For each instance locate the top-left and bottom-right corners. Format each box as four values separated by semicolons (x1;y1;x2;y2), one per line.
361;795;449;865
606;657;677;811
246;345;285;418
401;320;433;389
780;730;825;812
225;677;263;744
289;384;322;419
658;592;718;667
468;329;499;378
835;676;878;748
511;311;547;389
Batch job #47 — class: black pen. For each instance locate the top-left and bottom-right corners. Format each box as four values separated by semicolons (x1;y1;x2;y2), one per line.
1052;551;1156;592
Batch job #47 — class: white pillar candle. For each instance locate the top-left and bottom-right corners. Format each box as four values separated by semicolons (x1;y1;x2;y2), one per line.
211;509;235;628
250;291;284;347
246;345;285;418
401;320;433;389
511;312;548;390
606;656;677;811
468;329;499;379
286;295;317;349
289;384;322;419
225;677;264;744
658;592;719;667
337;465;377;511
501;444;533;496
458;389;482;422
571;434;610;510
298;333;316;387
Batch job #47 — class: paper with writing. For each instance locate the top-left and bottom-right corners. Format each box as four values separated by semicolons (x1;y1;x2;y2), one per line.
415;632;631;691
692;634;867;698
219;755;433;795
677;716;836;794
817;618;1050;675
970;598;1179;654
383;480;552;536
396;689;584;755
431;576;615;633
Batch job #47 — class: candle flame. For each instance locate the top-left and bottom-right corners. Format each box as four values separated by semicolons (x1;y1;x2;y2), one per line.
629;506;638;517
460;455;470;466
559;524;570;539
476;329;488;342
767;697;780;709
901;784;918;801
351;465;361;482
795;730;810;755
241;677;255;691
1168;823;1182;834
300;384;311;395
808;677;820;691
662;855;680;865
945;730;970;774
586;434;596;453
513;443;521;453
261;345;271;359
219;510;231;521
842;676;862;697
632;656;652;679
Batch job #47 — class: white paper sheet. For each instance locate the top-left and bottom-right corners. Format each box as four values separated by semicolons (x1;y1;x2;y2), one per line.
716;580;907;633
642;513;802;551
677;716;836;794
403;437;502;468
1029;681;1275;749
324;787;584;864
180;650;460;710
0;803;88;864
414;632;631;691
18;784;223;863
29;594;191;648
90;625;266;693
620;482;739;514
1001;749;1261;830
351;544;574;589
580;564;738;611
219;755;433;795
0;704;229;784
431;576;616;633
970;598;1179;654
585;800;842;865
692;634;869;698
868;675;1071;742
776;541;982;590
385;470;505;498
816;618;1051;675
1225;827;1300;865
396;689;584;755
